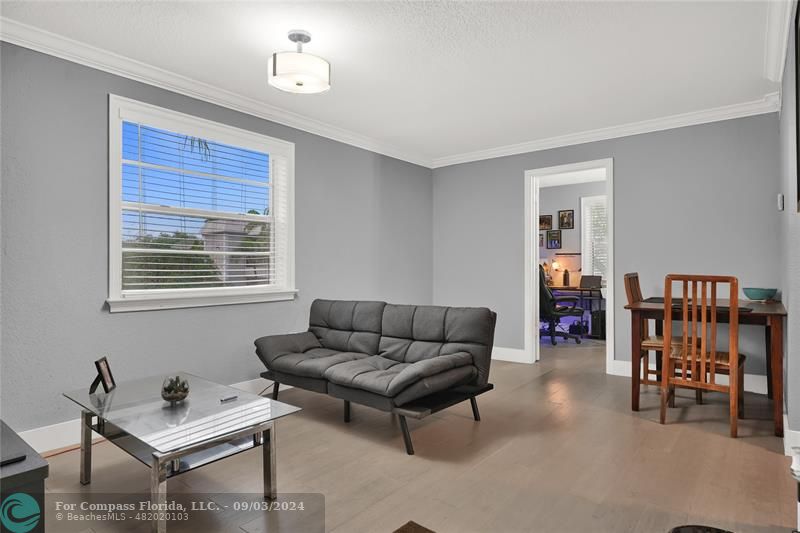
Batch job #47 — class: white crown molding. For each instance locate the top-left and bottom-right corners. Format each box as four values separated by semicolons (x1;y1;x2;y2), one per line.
431;92;781;168
0;17;784;171
0;17;434;168
764;0;794;83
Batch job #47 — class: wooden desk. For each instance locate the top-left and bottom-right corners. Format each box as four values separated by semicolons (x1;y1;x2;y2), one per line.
624;299;787;437
548;285;602;292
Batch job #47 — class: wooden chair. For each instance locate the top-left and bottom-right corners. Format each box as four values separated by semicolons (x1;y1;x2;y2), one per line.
660;274;746;438
624;273;667;388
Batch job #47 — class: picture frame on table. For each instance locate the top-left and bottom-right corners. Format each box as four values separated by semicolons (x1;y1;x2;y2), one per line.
90;356;116;394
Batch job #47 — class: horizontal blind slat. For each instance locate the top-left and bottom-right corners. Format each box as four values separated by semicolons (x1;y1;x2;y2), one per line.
120;119;279;292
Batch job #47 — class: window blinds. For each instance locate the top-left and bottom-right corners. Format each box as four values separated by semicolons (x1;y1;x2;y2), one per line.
120;121;278;291
581;195;608;279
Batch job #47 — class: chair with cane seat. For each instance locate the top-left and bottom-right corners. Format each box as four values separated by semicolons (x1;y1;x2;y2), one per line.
659;274;746;438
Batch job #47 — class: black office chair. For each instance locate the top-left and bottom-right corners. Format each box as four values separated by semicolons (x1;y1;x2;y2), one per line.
539;265;584;345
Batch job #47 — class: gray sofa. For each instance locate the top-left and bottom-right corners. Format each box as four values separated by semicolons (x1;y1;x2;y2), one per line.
254;299;497;454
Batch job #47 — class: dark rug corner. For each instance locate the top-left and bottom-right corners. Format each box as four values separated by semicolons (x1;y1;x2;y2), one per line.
669;526;733;533
393;520;436;533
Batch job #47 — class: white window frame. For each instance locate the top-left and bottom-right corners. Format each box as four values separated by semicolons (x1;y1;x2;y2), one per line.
580;194;608;280
107;94;296;312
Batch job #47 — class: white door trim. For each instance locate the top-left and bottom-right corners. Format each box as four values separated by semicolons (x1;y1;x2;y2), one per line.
523;158;615;373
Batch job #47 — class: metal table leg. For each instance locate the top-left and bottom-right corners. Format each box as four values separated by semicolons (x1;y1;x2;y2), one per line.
263;424;276;500
151;455;167;533
80;410;92;485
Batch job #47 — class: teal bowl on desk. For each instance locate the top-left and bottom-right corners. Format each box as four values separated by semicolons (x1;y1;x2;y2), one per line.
743;288;777;301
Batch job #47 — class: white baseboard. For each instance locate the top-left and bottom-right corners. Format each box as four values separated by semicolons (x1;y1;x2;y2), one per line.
784;414;800;457
491;346;533;364
18;376;283;454
607;359;632;377
605;360;768;394
18;418;86;455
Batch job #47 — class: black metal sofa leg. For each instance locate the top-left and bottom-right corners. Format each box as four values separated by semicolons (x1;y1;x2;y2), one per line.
344;400;351;423
272;382;280;400
469;397;481;421
398;415;414;455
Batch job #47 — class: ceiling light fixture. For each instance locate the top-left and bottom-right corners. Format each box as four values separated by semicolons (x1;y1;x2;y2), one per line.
268;30;331;94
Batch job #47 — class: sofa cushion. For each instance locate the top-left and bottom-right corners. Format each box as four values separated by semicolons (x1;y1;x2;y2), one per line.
378;304;496;386
254;331;322;368
267;348;371;379
323;352;473;398
392;366;477;406
309;300;386;354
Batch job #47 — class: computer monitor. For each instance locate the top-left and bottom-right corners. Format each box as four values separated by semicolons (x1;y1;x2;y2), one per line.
579;275;602;289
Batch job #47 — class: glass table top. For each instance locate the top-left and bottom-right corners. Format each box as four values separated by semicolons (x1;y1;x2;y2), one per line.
64;373;300;453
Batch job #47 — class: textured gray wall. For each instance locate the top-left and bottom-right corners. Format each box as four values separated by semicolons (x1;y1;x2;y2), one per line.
539;181;607;265
0;43;433;431
779;26;799;431
433;113;781;375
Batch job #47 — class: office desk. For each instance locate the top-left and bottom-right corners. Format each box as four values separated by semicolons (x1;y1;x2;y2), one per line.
550;286;605;335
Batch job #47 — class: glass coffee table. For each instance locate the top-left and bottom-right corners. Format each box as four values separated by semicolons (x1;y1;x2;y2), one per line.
64;372;300;532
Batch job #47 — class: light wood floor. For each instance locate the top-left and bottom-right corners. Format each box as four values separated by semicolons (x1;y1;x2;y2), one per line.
45;342;795;532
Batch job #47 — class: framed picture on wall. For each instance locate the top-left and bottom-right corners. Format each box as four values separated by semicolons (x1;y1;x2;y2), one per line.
546;230;562;249
539;215;552;230
539;233;544;247
558;209;575;229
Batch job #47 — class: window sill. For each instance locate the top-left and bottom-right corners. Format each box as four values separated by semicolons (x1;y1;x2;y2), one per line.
107;289;298;313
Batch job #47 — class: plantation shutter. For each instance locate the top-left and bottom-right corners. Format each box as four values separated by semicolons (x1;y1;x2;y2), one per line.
581;195;608;279
120;121;277;291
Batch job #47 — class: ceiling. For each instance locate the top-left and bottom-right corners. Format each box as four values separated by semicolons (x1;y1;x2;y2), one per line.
0;1;788;168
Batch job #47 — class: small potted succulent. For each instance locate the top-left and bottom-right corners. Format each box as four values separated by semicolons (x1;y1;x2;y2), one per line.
161;375;190;405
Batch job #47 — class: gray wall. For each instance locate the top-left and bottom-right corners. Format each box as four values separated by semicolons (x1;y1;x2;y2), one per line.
0;43;433;431
539;181;607;265
433;113;781;375
0;41;789;432
779;24;800;431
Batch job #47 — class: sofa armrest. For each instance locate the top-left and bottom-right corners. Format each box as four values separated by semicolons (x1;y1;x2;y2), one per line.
254;332;321;368
386;352;473;397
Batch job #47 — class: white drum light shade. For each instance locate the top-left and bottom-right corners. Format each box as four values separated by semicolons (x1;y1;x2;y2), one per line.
268;51;330;94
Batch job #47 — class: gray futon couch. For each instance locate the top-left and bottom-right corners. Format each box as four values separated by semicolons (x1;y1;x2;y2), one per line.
254;299;497;454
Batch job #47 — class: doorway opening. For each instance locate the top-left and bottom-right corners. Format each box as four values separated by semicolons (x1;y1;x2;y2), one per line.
523;159;614;372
